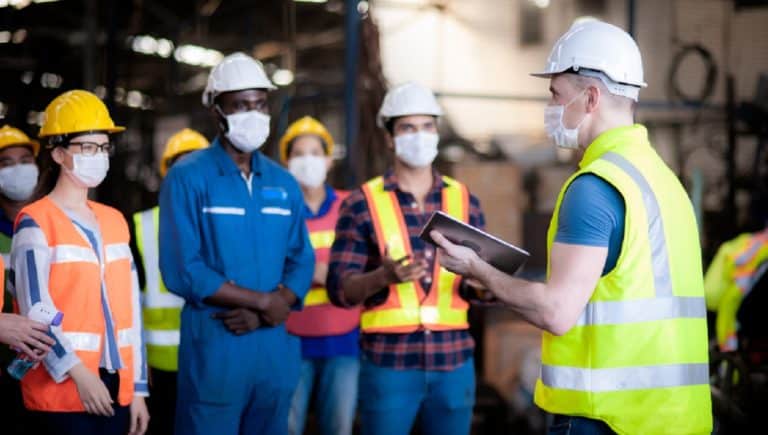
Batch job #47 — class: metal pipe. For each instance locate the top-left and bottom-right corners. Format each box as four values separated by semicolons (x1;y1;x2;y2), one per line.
343;0;361;186
627;0;636;39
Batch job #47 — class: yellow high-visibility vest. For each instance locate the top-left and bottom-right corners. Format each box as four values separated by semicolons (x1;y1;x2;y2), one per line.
704;229;768;351
535;125;712;435
134;206;184;372
360;175;469;333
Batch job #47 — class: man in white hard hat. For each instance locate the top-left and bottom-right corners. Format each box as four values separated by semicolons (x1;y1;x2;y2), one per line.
158;52;314;435
327;82;487;435
431;20;712;434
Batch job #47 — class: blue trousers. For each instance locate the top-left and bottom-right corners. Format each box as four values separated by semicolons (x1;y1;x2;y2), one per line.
288;356;360;435
358;357;475;435
174;318;301;435
548;415;616;435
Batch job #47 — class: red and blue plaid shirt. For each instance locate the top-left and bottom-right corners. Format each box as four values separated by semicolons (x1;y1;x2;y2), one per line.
327;169;485;371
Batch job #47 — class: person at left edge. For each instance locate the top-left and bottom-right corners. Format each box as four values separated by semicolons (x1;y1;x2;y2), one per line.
10;89;150;435
159;52;314;435
0;124;52;435
131;128;208;435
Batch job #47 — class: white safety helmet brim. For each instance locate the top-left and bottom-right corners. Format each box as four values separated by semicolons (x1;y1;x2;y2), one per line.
202;52;276;108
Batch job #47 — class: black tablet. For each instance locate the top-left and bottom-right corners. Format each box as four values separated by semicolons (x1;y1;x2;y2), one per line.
420;211;530;276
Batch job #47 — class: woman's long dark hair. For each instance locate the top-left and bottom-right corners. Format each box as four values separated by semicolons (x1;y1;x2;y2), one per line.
32;137;65;201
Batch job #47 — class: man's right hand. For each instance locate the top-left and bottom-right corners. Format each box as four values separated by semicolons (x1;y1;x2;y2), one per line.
254;291;291;327
0;313;55;360
380;252;428;286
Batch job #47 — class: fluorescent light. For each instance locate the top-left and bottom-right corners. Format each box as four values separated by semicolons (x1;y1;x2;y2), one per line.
156;38;174;58
272;69;294;86
12;28;27;43
40;72;63;89
20;71;33;84
174;44;223;67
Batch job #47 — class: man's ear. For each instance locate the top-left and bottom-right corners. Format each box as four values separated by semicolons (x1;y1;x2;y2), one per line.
586;85;601;114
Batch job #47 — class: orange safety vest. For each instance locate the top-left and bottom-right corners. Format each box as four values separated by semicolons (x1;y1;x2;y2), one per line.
16;197;136;412
287;190;361;337
360;175;469;333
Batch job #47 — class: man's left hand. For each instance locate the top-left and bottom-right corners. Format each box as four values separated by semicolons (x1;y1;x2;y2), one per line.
213;308;262;335
430;230;483;277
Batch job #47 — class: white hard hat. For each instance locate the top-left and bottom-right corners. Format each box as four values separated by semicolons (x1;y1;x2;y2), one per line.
377;82;443;128
202;52;276;107
532;20;647;100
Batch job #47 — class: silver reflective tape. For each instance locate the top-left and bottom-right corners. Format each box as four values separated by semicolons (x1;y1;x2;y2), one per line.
117;328;135;347
50;245;98;265
143;291;185;309
105;243;131;263
541;363;709;392
202;207;245;216
601;152;673;297
261;207;291;216
576;296;706;326
139;209;161;296
146;330;180;346
63;332;101;352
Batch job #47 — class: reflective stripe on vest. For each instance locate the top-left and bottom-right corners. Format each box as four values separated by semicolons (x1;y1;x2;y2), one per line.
145;329;181;346
303;229;336;308
542;363;710;392
536;126;712;435
359;175;469;333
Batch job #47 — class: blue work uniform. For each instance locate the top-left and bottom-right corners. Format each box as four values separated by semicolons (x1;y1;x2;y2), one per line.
159;137;315;435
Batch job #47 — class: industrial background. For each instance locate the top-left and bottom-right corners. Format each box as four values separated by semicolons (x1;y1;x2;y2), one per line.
1;0;767;433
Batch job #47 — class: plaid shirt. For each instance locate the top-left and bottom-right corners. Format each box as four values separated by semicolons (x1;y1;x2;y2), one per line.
327;169;485;371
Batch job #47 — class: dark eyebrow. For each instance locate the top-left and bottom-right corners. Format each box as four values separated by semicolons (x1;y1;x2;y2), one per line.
549;86;556;94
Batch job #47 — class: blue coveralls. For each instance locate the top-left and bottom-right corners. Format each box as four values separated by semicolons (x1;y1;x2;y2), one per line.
159;138;315;435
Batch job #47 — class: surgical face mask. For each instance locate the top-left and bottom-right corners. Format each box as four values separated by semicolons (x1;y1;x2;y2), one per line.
544;90;587;149
224;110;271;153
394;132;439;168
64;152;110;188
0;163;38;201
288;155;328;188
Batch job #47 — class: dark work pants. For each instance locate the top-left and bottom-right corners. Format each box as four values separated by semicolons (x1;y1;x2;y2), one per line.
30;368;130;435
146;367;178;435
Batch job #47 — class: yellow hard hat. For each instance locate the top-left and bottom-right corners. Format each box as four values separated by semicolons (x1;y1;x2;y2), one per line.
160;128;209;177
278;116;334;163
38;90;125;139
0;125;40;156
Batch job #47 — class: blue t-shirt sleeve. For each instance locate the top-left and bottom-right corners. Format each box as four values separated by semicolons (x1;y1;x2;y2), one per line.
555;174;625;274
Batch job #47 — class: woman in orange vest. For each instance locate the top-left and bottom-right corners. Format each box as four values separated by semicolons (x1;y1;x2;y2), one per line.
281;117;361;435
10;90;149;435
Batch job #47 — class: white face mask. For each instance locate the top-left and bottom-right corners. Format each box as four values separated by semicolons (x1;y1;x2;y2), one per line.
394;132;439;168
224;110;271;153
288;155;328;188
544;90;587;149
65;152;110;188
0;163;38;201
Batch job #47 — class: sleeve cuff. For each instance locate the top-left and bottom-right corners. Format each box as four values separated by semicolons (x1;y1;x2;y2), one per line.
45;353;81;384
134;382;149;397
191;273;228;307
282;275;310;303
